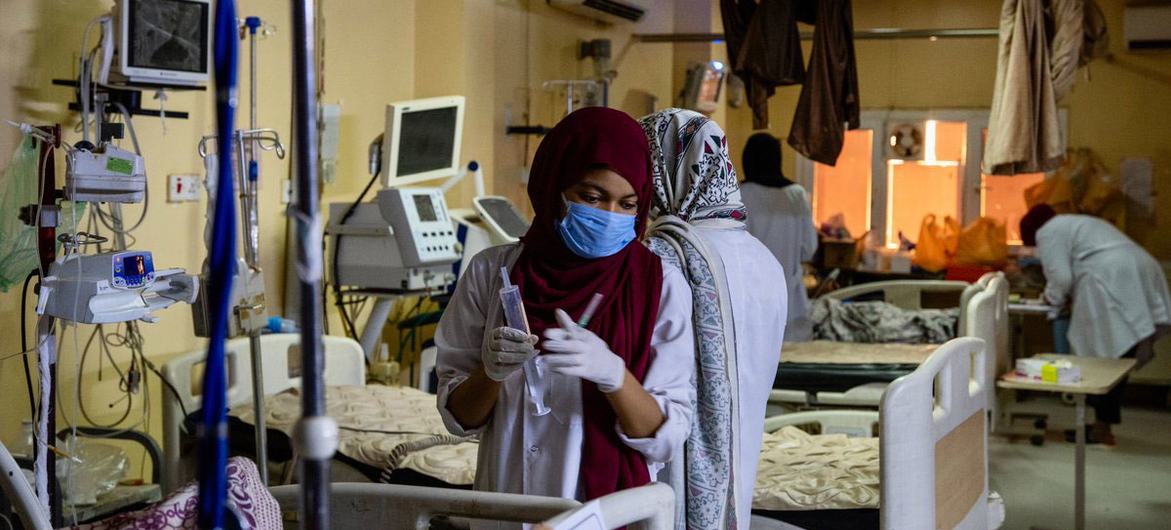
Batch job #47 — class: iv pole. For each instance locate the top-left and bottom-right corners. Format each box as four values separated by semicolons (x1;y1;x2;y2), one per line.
290;0;334;528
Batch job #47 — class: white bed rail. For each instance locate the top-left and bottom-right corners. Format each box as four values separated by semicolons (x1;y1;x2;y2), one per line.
540;483;674;530
881;336;989;530
824;280;970;311
270;482;674;530
0;441;50;530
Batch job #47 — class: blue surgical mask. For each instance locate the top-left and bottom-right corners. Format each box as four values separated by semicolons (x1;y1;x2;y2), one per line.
557;200;637;259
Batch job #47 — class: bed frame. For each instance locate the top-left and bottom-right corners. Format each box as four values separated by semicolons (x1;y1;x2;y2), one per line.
760;337;999;530
882;336;993;529
160;333;366;492
775;273;1008;415
267;482;674;530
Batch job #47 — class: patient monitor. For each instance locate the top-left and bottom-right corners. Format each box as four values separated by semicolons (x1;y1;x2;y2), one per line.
329;96;465;293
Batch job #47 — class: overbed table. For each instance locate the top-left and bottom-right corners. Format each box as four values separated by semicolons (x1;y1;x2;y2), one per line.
997;354;1137;530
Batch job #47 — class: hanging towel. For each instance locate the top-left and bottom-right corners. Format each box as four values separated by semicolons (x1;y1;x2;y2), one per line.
985;0;1069;175
787;0;861;167
721;0;805;129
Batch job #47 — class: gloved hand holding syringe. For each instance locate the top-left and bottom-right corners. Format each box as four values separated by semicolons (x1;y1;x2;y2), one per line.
497;267;604;415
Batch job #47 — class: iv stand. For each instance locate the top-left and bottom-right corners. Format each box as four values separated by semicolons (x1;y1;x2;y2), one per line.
291;0;333;528
241;16;270;487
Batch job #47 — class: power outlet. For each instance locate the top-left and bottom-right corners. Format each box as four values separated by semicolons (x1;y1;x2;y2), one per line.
168;174;201;202
281;179;293;204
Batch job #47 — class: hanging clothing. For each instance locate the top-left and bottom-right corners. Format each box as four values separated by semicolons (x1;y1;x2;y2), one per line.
788;0;860;166
985;0;1070;175
641;108;787;530
741;182;818;341
720;0;805;129
1035;214;1171;363
436;107;696;521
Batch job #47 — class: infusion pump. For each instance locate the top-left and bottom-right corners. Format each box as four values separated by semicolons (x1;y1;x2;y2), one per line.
36;250;199;324
329;187;461;292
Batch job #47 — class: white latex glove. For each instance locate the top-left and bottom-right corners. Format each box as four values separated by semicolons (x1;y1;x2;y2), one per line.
483;326;539;382
541;309;626;393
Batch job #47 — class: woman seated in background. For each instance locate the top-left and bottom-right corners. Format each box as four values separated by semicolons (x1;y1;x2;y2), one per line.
434;107;695;524
1020;204;1171;446
641;109;787;530
739;132;818;341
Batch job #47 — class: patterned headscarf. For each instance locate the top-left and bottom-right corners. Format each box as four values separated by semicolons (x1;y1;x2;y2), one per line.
641;108;744;530
641;108;747;224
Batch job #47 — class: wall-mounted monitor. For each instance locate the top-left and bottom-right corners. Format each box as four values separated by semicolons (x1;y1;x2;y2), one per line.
381;96;465;188
111;0;212;87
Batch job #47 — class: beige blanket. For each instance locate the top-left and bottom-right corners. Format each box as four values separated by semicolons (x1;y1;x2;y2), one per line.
753;426;879;511
235;385;478;485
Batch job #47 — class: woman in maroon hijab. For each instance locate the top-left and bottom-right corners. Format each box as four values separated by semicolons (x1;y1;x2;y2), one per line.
434;107;696;515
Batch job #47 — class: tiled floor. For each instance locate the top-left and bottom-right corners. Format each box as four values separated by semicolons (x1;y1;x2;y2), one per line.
991;396;1171;529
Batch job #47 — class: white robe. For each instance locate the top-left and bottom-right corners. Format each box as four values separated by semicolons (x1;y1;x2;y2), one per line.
691;227;787;529
1037;215;1171;359
435;244;695;527
741;182;817;341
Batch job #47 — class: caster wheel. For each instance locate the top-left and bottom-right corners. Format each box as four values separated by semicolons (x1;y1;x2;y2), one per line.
1030;435;1044;446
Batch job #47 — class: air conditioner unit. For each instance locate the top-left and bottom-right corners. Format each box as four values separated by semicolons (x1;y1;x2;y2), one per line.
547;0;647;24
1124;5;1171;51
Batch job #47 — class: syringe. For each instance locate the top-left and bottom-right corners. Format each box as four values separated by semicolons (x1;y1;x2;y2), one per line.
499;267;550;416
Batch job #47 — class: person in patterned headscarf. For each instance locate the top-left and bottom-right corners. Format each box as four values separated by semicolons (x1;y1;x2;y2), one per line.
641;108;787;530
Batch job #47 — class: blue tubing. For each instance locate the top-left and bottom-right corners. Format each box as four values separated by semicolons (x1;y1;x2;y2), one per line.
198;0;238;528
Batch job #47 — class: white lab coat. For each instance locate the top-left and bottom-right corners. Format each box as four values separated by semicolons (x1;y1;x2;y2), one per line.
689;227;786;530
1037;215;1171;359
435;244;695;528
741;182;817;341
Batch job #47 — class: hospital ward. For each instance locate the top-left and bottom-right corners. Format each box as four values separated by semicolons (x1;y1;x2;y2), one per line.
2;0;1171;529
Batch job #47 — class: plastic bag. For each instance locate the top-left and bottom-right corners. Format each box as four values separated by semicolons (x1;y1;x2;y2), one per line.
1023;148;1124;222
912;214;959;273
0;135;85;291
954;217;1009;267
56;435;129;505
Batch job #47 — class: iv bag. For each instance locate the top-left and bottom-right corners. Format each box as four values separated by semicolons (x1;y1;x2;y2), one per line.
0;135;86;291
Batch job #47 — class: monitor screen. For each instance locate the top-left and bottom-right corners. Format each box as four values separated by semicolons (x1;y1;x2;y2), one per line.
396;107;458;177
129;0;209;74
413;194;438;222
478;198;530;238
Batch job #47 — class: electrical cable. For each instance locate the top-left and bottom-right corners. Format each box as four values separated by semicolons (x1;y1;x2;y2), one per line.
20;270;38;421
331;169;380;339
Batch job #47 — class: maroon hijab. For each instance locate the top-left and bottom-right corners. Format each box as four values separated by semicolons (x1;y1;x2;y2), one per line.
510;107;663;500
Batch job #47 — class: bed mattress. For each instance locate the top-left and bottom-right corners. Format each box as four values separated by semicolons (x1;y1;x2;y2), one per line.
775;341;937;393
753;426;879;512
233;385;478;486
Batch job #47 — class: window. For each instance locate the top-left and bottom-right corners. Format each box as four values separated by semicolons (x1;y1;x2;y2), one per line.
980;129;1045;245
885;120;966;248
812;129;873;238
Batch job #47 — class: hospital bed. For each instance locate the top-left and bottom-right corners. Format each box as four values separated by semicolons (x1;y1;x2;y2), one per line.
161;334;482;493
753;337;1004;530
773;273;1009;417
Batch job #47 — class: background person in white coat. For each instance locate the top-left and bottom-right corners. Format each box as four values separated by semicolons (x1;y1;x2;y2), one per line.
641;109;787;530
739;132;818;341
1021;204;1171;446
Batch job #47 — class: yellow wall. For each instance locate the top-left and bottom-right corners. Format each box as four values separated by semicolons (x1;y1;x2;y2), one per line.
719;0;1171;258
0;0;678;480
